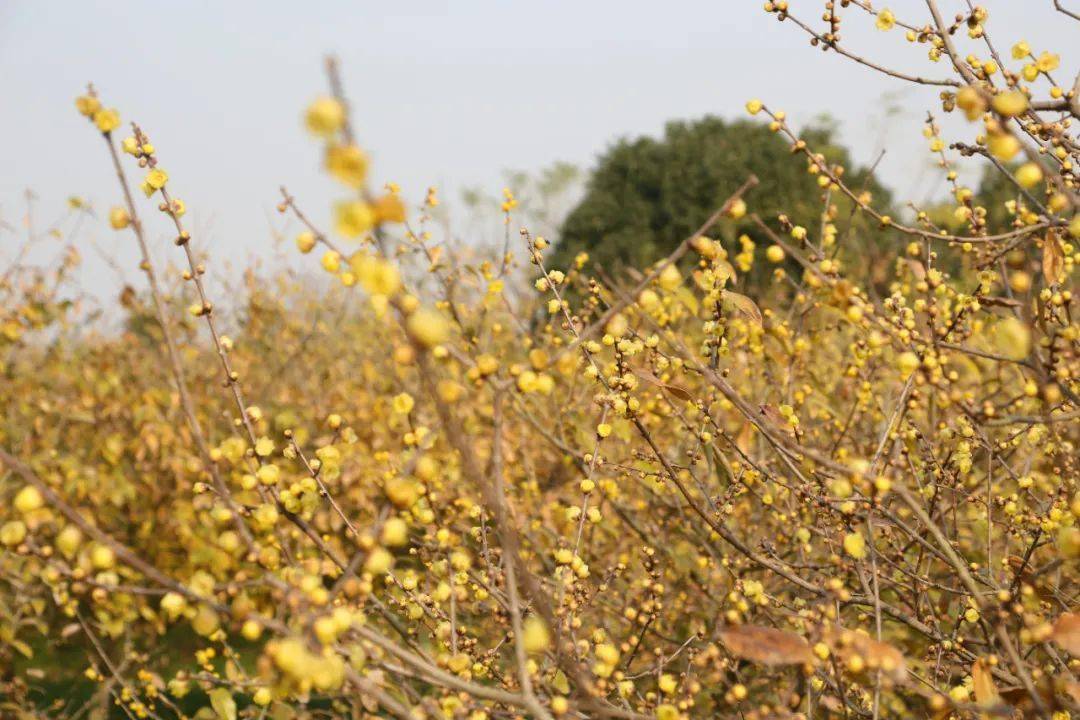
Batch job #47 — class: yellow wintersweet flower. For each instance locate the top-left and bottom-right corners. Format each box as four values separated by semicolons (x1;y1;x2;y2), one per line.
372;192;406;224
75;95;101;117
254;436;274;457
325;144;369;188
304;96;345;137
256;464;280;486
381;517;409;546
955;86;985;120
1011;40;1030;59
657;263;682;291
843;531;866;559
296;231;316;254
727;198;747;219
354;255;401;296
1;521;27;547
896;351;919;376
475;356;498;377
595;643;619;665
14;486;44;514
321;250;342;273
56;525;82;558
142;168;168;197
745;99;763;115
334;200;376;238
991;90;1028;117
656;704;679;720
1015;162;1043;189
1036;51;1060;73
364;547;394;575
392;393;415;415
90;544;116;569
109;207;131;230
875;9;895;31
407;308;449;348
93;108;121;133
522;616;550;654
516;371;538;393
987;132;1020;161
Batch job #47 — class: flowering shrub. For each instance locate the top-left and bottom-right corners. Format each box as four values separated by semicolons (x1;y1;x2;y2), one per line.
2;4;1079;719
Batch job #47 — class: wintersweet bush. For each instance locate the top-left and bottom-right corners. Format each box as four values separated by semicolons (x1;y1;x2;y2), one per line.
1;3;1079;719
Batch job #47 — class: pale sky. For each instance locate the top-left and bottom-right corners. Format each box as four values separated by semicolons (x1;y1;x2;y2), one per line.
2;1;1076;296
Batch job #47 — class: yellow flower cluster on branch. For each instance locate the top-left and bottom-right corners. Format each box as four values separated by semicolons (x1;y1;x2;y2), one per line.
2;8;1079;718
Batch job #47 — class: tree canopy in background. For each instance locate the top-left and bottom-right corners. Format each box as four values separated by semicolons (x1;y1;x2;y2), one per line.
552;116;893;278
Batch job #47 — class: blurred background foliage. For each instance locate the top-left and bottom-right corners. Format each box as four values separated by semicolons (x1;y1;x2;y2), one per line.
550;116;895;281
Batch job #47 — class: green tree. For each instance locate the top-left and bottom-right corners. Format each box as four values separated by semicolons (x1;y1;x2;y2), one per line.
552;115;892;278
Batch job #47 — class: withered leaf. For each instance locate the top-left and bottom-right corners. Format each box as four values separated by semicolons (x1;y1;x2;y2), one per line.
818;695;842;712
822;626;907;684
208;688;236;720
1051;612;1080;656
904;258;927;282
1000;684;1055;713
724;291;763;325
1043;232;1064;285
978;295;1022;308
632;368;694;402
971;658;1000;707
735;422;755;455
717;624;814;666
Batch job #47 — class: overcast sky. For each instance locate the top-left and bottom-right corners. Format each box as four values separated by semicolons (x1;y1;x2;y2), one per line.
2;0;1077;297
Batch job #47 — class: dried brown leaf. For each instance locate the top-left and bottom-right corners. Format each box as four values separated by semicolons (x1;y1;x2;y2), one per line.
818;696;842;712
823;626;907;684
735;422;754;455
1051;612;1080;656
904;258;927;281
724;291;763;325
1043;232;1064;285
978;295;1022;308
632;368;694;402
971;658;1000;707
717;624;814;666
